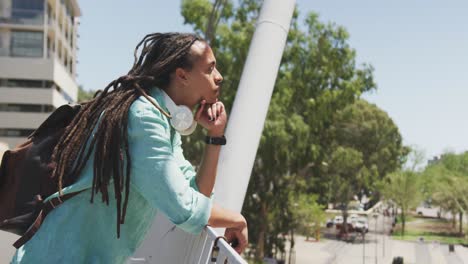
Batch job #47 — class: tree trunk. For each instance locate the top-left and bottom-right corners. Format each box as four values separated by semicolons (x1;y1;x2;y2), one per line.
401;212;406;237
255;202;268;260
459;212;463;235
342;203;349;235
204;0;227;43
452;211;457;228
288;229;295;264
343;214;348;234
256;227;265;261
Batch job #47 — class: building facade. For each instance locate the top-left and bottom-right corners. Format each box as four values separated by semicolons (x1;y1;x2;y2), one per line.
0;0;80;148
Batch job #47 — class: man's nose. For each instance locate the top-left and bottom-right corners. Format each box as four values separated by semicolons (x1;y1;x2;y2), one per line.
215;69;223;85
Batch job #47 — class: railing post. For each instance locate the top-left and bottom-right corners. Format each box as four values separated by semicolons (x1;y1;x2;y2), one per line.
213;0;296;214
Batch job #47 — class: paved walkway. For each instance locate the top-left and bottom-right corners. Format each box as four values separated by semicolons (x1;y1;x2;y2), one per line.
288;214;468;264
289;235;468;264
1;231;18;263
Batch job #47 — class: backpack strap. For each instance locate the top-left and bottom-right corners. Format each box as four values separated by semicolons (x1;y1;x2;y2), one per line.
13;190;85;249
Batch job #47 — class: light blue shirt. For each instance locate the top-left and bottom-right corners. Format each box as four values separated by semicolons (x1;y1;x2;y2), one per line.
11;87;213;264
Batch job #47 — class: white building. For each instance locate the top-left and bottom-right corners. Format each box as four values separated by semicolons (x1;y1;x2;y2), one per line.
0;0;80;148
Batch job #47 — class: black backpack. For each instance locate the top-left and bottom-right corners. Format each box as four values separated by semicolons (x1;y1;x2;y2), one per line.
0;104;82;248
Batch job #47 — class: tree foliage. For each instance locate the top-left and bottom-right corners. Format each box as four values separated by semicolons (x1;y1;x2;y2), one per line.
180;0;406;259
423;152;468;235
381;170;421;236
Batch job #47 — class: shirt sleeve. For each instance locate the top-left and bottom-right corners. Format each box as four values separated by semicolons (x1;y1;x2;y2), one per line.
128;102;212;234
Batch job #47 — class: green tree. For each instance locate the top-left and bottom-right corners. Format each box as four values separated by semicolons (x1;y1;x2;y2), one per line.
330;99;408;203
327;146;366;233
381;170;421;236
423;152;468;235
77;85;96;103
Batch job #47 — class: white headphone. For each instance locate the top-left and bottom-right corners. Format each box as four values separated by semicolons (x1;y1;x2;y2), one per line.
161;90;197;136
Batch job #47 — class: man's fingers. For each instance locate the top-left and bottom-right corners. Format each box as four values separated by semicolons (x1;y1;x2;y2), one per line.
195;101;206;121
235;242;246;254
233;231;247;254
212;103;219;120
218;102;225;116
207;106;213;121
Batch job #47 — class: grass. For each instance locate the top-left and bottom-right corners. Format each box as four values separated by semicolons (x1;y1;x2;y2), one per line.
391;215;467;245
392;230;466;244
396;214;416;223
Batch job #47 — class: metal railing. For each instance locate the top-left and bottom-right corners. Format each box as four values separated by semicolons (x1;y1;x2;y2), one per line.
128;226;247;264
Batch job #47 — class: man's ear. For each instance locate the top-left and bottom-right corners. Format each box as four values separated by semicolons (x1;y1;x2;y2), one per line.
175;68;189;83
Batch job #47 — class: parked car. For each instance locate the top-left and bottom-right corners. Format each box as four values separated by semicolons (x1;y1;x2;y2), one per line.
326;218;334;228
348;214;359;224
354;217;369;233
333;215;343;225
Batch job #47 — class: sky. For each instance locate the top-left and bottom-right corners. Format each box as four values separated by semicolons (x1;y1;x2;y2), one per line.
77;0;468;161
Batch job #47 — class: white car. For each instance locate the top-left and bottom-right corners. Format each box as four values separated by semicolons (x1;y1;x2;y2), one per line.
349;214;359;224
333;215;344;225
354;217;369;233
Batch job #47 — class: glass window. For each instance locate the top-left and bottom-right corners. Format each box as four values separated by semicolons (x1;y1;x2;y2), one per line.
10;31;44;57
0;128;35;137
0;103;55;113
11;0;44;25
6;78;45;88
0;31;7;56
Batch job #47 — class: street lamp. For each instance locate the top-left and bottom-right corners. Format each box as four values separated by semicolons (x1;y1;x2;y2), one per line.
382;210;385;258
362;228;366;264
372;213;379;264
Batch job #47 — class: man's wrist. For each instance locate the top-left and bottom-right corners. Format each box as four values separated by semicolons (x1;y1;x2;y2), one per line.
234;214;247;229
207;130;225;137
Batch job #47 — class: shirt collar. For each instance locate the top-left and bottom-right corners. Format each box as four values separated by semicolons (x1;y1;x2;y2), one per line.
148;87;171;114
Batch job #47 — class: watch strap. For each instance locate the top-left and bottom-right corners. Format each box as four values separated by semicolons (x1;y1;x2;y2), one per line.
205;135;226;145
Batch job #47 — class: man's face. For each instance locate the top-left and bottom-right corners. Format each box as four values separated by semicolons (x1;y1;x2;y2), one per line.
184;41;223;105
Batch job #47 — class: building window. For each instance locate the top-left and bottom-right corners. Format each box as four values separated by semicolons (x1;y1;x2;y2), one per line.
0;78;52;88
0;31;7;56
0;128;35;137
10;31;44;57
0;78;75;103
0;103;55;113
11;0;45;25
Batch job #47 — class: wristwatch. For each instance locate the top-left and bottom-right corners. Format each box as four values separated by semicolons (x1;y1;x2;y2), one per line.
205;135;227;145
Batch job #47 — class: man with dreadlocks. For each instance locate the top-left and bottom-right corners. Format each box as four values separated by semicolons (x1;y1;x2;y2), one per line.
11;33;248;263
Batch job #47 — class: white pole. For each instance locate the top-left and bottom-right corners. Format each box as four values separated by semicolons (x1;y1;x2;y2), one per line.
214;0;296;213
130;0;295;263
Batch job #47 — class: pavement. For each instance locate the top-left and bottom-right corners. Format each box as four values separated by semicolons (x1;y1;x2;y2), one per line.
287;214;468;264
0;231;18;263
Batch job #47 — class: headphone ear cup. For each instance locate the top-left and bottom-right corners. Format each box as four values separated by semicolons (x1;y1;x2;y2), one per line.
160;90;195;134
169;105;194;132
178;121;197;136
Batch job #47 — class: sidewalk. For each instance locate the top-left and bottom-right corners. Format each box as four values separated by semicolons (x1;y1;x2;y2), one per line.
0;231;18;263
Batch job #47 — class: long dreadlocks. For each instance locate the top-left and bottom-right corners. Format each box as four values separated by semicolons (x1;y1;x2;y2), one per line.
50;33;202;238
